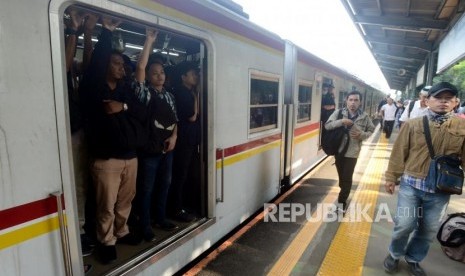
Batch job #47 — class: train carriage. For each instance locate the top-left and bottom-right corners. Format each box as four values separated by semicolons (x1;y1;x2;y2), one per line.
0;0;384;275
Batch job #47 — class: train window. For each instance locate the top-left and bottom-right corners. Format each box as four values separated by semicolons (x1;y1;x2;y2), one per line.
338;90;347;108
297;84;312;123
249;75;279;133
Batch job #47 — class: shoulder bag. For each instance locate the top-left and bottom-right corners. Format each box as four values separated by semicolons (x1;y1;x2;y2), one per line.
423;116;464;195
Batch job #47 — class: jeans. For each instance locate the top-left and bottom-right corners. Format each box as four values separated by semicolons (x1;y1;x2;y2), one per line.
139;152;173;229
389;181;450;262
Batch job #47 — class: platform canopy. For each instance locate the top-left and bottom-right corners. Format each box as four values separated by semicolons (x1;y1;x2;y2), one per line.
340;0;465;91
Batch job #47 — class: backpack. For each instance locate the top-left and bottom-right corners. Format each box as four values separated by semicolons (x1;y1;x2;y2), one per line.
408;100;415;117
437;213;465;263
321;109;349;156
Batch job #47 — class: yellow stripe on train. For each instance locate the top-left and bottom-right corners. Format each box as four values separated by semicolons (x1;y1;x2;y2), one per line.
0;216;61;250
215;129;319;169
216;140;281;169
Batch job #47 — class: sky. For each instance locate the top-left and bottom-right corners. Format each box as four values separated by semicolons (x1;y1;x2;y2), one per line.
232;0;391;93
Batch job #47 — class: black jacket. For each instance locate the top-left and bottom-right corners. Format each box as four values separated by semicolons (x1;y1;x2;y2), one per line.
80;28;146;159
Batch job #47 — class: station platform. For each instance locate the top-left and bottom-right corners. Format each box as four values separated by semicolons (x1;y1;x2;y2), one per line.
185;126;465;276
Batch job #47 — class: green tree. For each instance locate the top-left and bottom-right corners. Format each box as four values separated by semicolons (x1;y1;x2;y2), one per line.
433;60;465;100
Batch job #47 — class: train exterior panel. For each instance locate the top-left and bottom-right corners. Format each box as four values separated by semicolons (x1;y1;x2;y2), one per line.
0;0;384;275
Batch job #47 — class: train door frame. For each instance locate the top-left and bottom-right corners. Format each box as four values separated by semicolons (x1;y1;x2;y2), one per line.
48;1;217;273
280;41;297;189
49;2;83;274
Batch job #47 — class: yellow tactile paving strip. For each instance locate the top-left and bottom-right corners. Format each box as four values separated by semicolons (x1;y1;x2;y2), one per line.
317;136;389;275
267;186;340;276
267;135;389;276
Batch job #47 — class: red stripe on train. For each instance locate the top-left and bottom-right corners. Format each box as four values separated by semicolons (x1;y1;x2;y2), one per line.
216;133;282;160
293;123;319;136
0;195;64;231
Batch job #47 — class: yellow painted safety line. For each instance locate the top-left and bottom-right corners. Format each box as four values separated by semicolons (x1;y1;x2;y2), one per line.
0;216;60;250
317;136;390;275
267;186;340;276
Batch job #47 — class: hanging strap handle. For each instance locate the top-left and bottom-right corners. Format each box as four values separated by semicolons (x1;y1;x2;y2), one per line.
423;115;435;159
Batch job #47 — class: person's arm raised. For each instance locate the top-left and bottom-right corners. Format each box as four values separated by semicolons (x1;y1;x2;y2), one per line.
135;28;158;83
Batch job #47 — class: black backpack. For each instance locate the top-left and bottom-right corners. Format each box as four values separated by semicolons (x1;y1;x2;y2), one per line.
437;213;465;263
321;109;349;156
408;100;415;117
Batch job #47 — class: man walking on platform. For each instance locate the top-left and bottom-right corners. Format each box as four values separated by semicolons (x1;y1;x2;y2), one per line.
383;82;465;276
399;86;430;122
325;90;374;212
380;97;397;138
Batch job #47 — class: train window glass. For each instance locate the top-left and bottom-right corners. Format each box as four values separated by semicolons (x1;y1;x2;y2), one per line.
249;76;279;133
338;91;346;108
297;84;312;123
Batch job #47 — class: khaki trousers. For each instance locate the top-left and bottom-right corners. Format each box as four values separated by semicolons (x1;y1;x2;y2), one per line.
91;158;137;245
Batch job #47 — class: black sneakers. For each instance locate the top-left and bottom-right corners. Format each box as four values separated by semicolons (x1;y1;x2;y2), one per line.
174;209;197;222
383;254;399;273
117;232;142;245
81;242;94;257
143;227;156;242
155;221;179;231
406;261;426;276
81;233;96;256
336;202;348;214
84;264;93;275
99;245;117;264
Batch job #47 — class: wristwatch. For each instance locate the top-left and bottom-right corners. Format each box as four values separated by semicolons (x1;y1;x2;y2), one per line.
122;103;128;111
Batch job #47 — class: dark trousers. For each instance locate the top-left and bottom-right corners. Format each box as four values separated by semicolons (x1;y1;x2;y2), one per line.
384;120;395;138
169;140;198;213
335;156;358;204
137;152;173;228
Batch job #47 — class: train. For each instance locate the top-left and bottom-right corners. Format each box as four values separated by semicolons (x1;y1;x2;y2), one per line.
0;0;385;275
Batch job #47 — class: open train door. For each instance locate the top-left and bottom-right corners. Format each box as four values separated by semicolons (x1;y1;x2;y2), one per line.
280;41;297;190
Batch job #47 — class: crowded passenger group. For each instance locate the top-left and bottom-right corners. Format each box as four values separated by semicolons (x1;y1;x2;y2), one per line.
65;9;200;265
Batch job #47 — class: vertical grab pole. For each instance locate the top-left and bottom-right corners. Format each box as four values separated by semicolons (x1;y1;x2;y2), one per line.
51;191;73;276
217;148;225;202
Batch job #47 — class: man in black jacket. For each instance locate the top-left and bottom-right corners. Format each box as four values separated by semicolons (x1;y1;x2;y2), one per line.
80;16;145;264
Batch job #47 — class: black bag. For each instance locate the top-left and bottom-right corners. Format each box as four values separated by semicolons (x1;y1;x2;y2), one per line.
322;109;349;156
434;155;464;194
423;116;464;195
437;213;465;263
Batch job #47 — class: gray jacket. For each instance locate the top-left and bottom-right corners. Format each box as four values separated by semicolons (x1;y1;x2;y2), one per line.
325;108;375;158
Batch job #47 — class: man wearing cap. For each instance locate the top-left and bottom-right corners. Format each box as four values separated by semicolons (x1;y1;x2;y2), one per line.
169;61;200;222
321;83;336;136
399;86;430;123
383;81;465;276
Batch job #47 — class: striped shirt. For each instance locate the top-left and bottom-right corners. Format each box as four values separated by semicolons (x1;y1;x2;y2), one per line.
133;81;178;121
